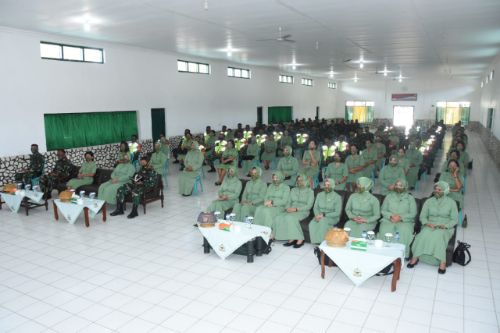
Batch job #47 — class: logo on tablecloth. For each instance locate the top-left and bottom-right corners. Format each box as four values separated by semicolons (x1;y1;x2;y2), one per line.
219;244;225;252
353;268;362;277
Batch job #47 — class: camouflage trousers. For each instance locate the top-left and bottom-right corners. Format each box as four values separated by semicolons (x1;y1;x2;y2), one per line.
116;183;145;206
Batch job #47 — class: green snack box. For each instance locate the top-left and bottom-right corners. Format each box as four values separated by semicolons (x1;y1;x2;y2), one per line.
351;240;368;251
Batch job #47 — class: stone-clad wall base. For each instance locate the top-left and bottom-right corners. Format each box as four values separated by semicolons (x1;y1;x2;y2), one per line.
468;121;500;168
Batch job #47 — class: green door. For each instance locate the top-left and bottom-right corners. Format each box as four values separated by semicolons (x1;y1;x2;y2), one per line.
151;108;166;142
268;106;292;124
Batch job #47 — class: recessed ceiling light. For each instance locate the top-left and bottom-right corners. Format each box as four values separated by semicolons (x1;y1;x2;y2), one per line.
204;0;208;10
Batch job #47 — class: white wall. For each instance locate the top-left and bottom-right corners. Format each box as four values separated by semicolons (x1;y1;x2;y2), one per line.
336;75;481;122
478;54;500;139
0;27;337;156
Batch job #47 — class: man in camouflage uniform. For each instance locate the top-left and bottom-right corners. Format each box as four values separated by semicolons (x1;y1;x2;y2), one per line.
15;144;45;186
40;149;74;199
110;157;157;219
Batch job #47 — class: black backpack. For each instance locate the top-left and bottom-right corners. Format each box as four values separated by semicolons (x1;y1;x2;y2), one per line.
313;247;336;267
453;241;471;266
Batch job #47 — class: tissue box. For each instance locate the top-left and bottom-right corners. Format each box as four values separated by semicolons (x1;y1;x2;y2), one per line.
351;240;368;251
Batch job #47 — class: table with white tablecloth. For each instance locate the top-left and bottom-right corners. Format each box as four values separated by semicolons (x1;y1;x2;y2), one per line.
319;239;405;292
53;198;107;227
198;221;271;262
0;190;45;214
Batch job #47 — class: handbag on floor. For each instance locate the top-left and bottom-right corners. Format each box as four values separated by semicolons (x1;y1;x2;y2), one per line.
313;246;336;267
453;241;471;266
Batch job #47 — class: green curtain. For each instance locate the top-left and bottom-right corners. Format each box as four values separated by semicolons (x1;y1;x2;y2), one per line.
44;111;138;150
268;106;292;123
345;106;353;121
459;107;470;125
436;107;445;123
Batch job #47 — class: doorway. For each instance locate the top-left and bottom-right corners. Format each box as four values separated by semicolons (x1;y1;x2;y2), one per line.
151;108;166;142
257;106;263;125
487;108;494;130
393;105;414;133
316;106;320;120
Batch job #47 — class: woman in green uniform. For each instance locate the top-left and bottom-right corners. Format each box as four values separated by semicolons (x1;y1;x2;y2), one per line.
67;151;97;190
116;141;131;165
439;159;463;210
242;136;260;176
455;141;469;176
408;181;458;274
207;167;242;213
324;152;348;191
361;138;378;178
279;130;293;157
302;140;321;187
277;146;299;187
150;142;168;185
98;159;135;204
261;134;278;170
275;174;314;248
178;141;204;196
345;144;365;191
397;148;410;176
216;140;238;185
254;171;290;231
405;142;423;189
378;156;406;195
377;178;417;257
308;178;343;244
344;177;380;237
232;167;267;221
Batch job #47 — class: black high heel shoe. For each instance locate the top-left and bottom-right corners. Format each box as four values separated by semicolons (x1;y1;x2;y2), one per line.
293;242;304;249
407;259;419;268
283;240;297;247
438;267;446;274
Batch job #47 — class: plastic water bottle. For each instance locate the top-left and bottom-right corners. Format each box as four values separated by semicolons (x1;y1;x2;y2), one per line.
394;232;400;243
362;230;367;240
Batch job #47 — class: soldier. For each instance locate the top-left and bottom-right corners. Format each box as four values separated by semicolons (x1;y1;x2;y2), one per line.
110;157;157;219
15;144;45;186
40;149;74;199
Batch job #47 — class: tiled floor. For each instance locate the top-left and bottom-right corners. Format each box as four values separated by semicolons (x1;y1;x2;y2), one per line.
0;131;499;333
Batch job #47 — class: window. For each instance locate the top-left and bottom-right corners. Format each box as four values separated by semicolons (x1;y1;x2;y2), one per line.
328;82;337;89
301;78;313;86
227;66;251;79
279;75;294;84
490;70;495;81
345;101;375;123
436;101;470;125
40;41;104;64
393;106;414;133
177;60;210;74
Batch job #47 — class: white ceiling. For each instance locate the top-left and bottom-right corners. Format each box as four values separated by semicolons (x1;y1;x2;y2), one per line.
1;0;499;81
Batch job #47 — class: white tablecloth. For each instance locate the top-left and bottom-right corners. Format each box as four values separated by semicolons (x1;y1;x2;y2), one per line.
198;221;271;259
54;198;105;224
0;190;44;213
319;238;405;286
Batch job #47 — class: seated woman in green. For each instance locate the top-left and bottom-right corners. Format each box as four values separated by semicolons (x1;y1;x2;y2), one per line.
241;137;260;176
67;151;97;190
232;167;267;221
116;141;131;165
275;174;314;248
254;171;290;230
397;148;410;176
345;144;365;192
302;140;321;187
378;155;406;195
277;146;299;187
344;177;381;237
441;150;465;178
216;139;238;185
408;181;458;274
261;134;278;170
439;159;463;210
150;142;168;186
98;158;135;204
377;178;417;257
324;151;348;191
207;167;242;214
308;178;343;244
405;142;423;189
178;141;204;196
455;141;469;176
361;138;378;178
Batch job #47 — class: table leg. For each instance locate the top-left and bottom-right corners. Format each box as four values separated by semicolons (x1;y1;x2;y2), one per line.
84;208;90;228
203;237;210;254
53;201;59;221
391;258;402;292
102;203;107;222
255;237;263;256
246;240;254;263
320;250;326;279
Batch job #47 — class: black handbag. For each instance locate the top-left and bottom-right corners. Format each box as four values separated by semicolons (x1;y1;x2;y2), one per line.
313;247;336;266
453;241;471;266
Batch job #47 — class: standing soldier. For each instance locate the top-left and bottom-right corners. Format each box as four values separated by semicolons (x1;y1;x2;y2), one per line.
15;144;45;186
111;157;157;219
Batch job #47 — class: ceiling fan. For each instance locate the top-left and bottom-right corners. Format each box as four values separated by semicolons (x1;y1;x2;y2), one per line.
257;26;295;43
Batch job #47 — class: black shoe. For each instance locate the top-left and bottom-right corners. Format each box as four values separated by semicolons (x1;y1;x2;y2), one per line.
110;202;124;216
283;240;297;247
208;168;216;173
127;205;138;219
215;181;221;186
438;268;446;274
407;259;419;268
293;242;305;249
173;160;180;164
182;194;191;197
